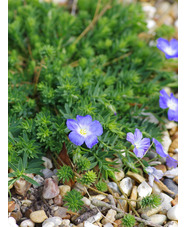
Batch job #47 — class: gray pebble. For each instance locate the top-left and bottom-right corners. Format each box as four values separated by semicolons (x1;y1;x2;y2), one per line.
163;178;178;198
107;182;120;194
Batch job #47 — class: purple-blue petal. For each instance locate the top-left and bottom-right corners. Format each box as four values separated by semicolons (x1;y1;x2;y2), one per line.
133;147;145;158
76;115;92;127
85;135;98;148
169;38;178;57
89;120;103;136
68;131;85;146
134;128;142;142
157;38;169;54
168;109;178;122
148;174;154;187
126;132;135;144
140;138;151;149
66;119;79;131
152;138;167;158
166;155;178;168
159;89;169;109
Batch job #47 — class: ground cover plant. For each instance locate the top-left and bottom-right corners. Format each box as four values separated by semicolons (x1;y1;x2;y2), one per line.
8;0;178;225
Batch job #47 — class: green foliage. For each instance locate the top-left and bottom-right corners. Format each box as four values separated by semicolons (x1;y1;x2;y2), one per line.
57;165;74;183
96;180;108;192
8;153;43;189
8;0;177;181
140;194;162;209
63;189;84;212
80;170;97;186
122;214;136;227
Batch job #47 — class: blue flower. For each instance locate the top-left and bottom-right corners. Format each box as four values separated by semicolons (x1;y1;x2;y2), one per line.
145;166;164;187
66;115;103;149
152;138;178;168
126;128;150;158
159;89;178;122
157;38;178;59
166;155;178;168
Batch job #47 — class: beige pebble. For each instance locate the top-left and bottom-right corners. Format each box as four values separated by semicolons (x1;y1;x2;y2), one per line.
14;174;34;196
59;185;71;197
129;186;137;210
126;171;145;183
102;209;117;225
114;169;125;181
30;210;48;223
155;164;167;173
173;176;178;184
169;138;178;152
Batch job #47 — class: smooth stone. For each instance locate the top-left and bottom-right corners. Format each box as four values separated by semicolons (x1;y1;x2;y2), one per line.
137;181;152;198
162;131;171;154
53;194;63;206
107;182;120;194
91;195;106;201
114;169;125;181
33;175;44;188
169;139;178;153
30;210;48;223
8;201;16;212
14;174;34;196
21;199;32;207
162;179;178;198
20;219;35;227
58;185;71;197
82;197;91;206
164;221;178;227
84;222;98;227
61;219;70;227
86;212;103;223
160;192;173;213
119;177;133;196
147;151;157;160
119;195;128;212
165;121;177;130
152;182;162;194
167;205;178;221
141;205;162;217
41;168;55;179
43;178;60;199
103;224;113;227
42;157;53;169
54;207;68;219
42;217;63;227
102;209;116;225
157;2;170;15
73;182;87;195
155;164;167;173
127;171;145;183
164;168;178;178
10;210;22;222
148;214;166;225
172;154;178;162
8;217;19;227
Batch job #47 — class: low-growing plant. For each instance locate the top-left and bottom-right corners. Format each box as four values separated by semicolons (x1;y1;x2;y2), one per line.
140;194;162;209
63;189;84;212
122;214;136;227
57;165;75;183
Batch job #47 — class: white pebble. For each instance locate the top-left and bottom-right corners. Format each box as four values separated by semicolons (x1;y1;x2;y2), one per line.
164;168;178;178
137;181;152;198
8;217;18;227
20;219;35;227
148;214;167;225
167;205;178;221
119;177;133;196
160;193;173;213
42;157;53;169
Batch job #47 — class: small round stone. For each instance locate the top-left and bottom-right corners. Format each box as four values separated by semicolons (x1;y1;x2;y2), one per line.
167;205;178;221
20;219;35;227
30;210;48;223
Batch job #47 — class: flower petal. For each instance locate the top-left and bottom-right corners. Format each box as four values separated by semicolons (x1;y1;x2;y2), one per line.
157;38;169;54
85;135;98;149
126;132;135;144
76;115;92;127
169;38;178;57
148;174;154;187
133;147;145;158
159;89;169;109
68;131;85;146
152;138;167;158
140;138;151;150
89;120;103;136
134;128;142;142
166;155;178;168
153;168;164;180
66;119;79;131
168;109;178;122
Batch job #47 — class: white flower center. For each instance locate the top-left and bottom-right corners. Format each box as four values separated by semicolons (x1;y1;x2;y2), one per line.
165;46;175;56
134;142;140;149
79;128;87;135
167;99;177;111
